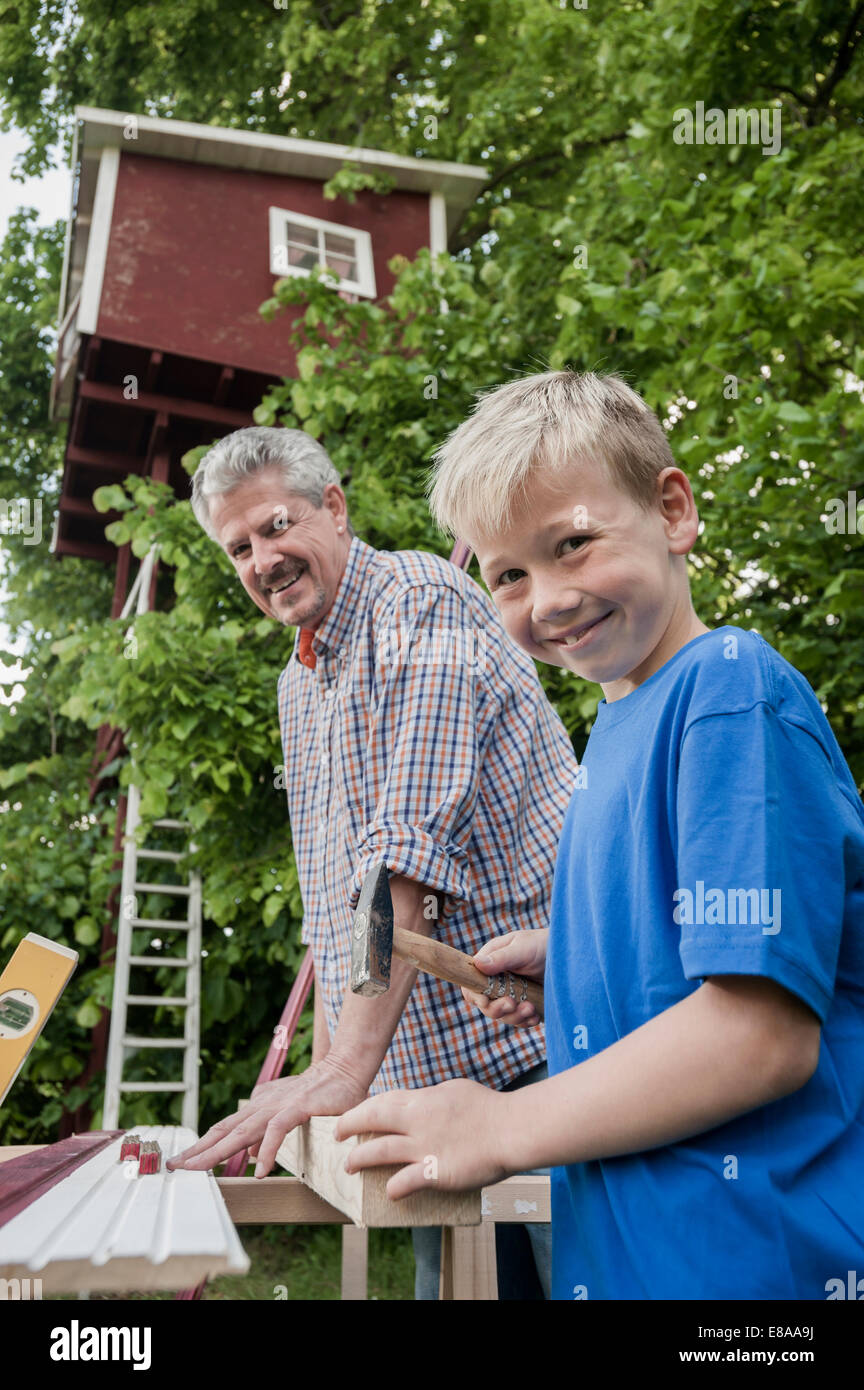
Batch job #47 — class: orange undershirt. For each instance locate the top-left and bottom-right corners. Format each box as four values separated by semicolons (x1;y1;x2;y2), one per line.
297;628;317;669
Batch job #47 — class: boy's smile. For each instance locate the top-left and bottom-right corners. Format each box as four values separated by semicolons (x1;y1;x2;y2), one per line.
545;606;617;651
468;459;708;701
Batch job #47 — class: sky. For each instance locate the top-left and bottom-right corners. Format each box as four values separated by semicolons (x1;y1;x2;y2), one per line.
0;128;70;704
0;129;68;243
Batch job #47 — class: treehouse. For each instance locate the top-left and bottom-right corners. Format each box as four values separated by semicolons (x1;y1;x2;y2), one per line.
50;105;487;603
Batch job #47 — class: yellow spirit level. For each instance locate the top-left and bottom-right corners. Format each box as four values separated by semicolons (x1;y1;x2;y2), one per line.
0;933;78;1107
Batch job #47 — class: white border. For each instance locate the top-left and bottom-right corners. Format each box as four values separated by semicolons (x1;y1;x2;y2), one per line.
56;121;81;328
429;191;448;258
268;206;377;298
77;146;119;335
76;106;488;192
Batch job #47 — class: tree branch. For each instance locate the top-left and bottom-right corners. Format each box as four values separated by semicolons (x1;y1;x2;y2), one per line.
763;3;864;118
481;132;629;197
448;132;628;251
765;83;816;108
814;0;864;107
45;694;57;757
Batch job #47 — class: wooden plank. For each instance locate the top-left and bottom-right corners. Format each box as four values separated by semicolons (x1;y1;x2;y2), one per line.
440;1224;498;1300
0;1131;123;1229
481;1174;550;1223
340;1225;369;1300
78;379;252;429
58;494;118;519
0;1252;237;1294
52;537;114;562
218;1174;551;1225
0;1126;249;1293
216;1177;350;1225
66;444;145;476
276;1116;481;1228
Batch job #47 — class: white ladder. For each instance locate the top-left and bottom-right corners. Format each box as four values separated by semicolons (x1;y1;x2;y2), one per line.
102;546;202;1130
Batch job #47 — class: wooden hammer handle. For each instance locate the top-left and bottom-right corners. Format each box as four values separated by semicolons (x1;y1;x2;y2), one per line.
392;926;545;1020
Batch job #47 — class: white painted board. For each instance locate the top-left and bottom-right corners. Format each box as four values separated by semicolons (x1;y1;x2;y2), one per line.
0;1126;249;1293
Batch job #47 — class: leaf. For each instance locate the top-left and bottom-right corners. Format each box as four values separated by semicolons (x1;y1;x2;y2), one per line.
822;570;857;600
0;762;29;789
555;294;583;315
74;919;100;946
105;521;131;546
776;402;811;424
211;762;235;793
262;892;285;927
292;382;311;418
92;485;130;514
297;349;320;382
585;283;617;303
96;757;122;780
58;692;93;722
172;712;198;741
75;999;102;1029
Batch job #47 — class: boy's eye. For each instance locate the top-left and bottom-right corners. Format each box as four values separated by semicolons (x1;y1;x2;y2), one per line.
492;535;592;589
561;535;591;554
494;567;525;589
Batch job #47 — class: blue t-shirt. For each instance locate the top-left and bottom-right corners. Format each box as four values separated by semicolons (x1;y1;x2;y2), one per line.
546;625;864;1300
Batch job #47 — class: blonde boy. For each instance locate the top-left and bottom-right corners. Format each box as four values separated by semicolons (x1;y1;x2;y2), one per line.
336;370;864;1300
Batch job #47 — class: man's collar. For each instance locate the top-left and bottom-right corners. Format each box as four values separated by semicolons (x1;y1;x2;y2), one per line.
297;536;375;662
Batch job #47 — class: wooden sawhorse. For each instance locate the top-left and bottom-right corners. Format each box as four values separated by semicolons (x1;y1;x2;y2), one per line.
218;1171;550;1300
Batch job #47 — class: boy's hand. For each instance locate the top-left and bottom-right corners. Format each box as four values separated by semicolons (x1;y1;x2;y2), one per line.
461;928;547;1027
334;1079;510;1199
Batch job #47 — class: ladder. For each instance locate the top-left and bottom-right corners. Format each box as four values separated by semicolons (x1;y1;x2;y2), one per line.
103;546;202;1130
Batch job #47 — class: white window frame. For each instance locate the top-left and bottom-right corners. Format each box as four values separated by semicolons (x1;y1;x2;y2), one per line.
268;207;377;299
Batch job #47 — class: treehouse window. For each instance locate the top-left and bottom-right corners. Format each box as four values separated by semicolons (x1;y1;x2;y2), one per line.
268;208;376;300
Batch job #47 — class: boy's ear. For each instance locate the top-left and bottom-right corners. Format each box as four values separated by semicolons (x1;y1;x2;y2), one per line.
657;467;700;554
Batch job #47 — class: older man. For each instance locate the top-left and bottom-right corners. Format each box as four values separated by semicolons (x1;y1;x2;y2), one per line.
169;426;578;1298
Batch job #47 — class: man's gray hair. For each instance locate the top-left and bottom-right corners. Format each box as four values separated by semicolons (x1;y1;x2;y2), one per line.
190;426;354;541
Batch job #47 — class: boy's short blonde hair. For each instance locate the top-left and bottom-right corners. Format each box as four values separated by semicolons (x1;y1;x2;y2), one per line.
426;369;677;541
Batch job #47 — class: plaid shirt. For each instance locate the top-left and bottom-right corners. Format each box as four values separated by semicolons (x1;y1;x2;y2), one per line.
277;536;579;1093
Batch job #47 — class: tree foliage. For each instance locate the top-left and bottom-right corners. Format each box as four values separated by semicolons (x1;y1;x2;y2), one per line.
0;0;862;1140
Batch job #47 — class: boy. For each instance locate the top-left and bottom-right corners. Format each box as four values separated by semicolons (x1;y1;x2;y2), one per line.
335;369;864;1300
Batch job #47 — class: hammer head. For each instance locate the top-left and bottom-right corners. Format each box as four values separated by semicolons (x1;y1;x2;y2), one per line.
349;861;394;997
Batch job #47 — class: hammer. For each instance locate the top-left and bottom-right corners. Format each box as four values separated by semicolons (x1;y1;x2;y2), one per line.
349;862;544;1019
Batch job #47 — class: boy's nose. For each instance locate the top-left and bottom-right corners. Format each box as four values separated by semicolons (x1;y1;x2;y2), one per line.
531;575;583;629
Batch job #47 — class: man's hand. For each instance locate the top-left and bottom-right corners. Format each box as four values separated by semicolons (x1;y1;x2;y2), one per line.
166;874;445;1180
461;928;547;1027
166;1056;367;1178
334;1078;511;1200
